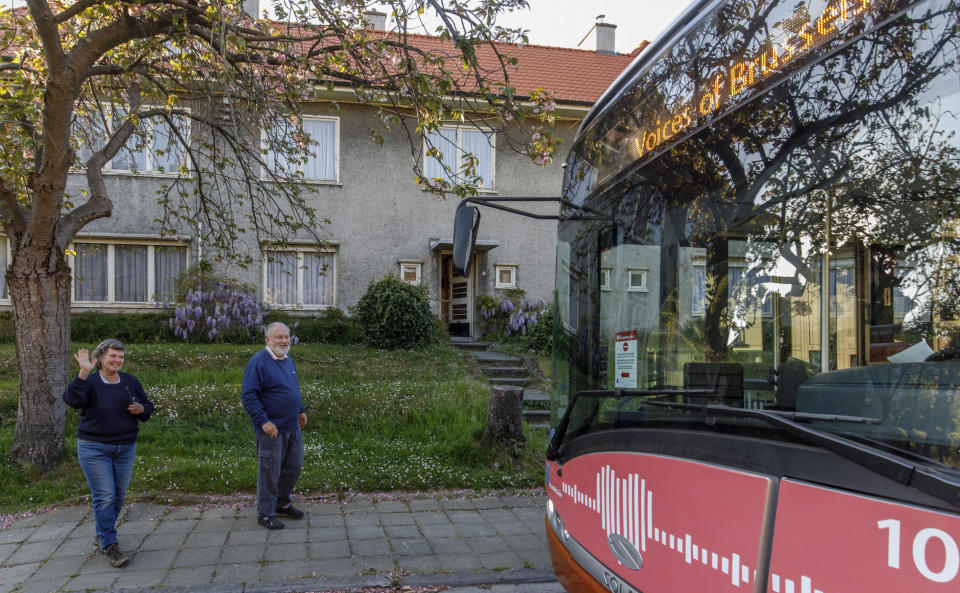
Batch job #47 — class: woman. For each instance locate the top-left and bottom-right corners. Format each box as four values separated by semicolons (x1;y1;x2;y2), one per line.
63;339;154;568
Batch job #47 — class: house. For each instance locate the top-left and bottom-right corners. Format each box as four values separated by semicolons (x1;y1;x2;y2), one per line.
8;10;642;339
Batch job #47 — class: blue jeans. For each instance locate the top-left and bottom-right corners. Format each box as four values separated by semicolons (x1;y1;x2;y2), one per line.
77;439;136;549
255;426;303;517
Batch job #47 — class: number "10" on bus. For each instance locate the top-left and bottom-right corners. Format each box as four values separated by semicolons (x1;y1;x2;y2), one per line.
878;519;959;583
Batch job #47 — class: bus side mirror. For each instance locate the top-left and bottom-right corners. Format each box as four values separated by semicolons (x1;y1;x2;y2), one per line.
453;204;480;277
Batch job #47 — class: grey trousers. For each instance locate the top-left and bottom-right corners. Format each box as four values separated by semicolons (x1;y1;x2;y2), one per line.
254;425;303;517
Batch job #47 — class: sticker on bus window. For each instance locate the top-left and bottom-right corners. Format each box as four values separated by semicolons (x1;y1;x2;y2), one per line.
615;330;638;389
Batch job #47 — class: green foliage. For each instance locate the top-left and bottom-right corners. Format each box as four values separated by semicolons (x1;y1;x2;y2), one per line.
265;308;362;345
0;343;547;512
478;289;551;353
527;307;554;355
351;274;438;349
72;311;175;343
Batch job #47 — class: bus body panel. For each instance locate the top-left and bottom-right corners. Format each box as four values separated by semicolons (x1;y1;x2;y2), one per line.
769;480;960;592
546;453;773;593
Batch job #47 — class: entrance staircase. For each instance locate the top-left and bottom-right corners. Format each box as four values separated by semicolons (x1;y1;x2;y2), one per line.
450;338;551;428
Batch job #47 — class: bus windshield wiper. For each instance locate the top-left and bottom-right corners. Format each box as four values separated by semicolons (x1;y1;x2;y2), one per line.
642;400;960;509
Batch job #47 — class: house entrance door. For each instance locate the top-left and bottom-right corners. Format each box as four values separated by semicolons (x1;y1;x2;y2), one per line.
444;255;472;337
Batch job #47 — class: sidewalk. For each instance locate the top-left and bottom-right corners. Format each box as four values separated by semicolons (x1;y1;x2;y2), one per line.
0;492;557;593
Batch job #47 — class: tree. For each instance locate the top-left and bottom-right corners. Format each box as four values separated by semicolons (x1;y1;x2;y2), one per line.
0;0;557;469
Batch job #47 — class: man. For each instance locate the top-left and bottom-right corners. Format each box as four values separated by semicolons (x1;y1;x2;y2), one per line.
241;322;307;530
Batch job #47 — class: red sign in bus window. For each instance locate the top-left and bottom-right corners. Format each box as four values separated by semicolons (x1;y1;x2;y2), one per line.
769;480;960;592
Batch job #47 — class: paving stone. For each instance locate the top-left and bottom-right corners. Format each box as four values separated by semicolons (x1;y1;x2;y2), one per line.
76;554;119;575
427;536;472;555
116;519;157;538
420;523;459;538
34;555;87;578
152;519;196;534
6;542;53;565
373;501;409;513
467;535;510;554
384;524;421;539
230;527;271;545
163;565;215;586
173;546;222;568
184;530;228;548
261;560;311;582
194;517;236;533
310;526;347;542
164;507;202;520
344;513;381;527
0;543;18;564
396;554;441;572
413;510;450;525
309;556;356;577
306;502;341;516
130;547;178;570
17;576;71;593
505;534;547;555
139;531;189;550
353;555;394;573
124;502;167;522
454;520;496;537
496;517;536;536
351;537;390;557
265;542;308;562
49;539;96;561
200;506;238;520
46;507;88;525
408;498;441;511
266;527;308;544
379;513;416;526
113;567;167;588
502;495;544;508
62;572;118;591
347;525;385;540
434;553;485;571
220;543;265;565
342;500;375;512
473;496;507;509
390;538;432;556
213;562;262;585
308;540;350;559
0;561;39;588
8;515;46;530
479;551;524;570
0;529;32;545
439;498;475;510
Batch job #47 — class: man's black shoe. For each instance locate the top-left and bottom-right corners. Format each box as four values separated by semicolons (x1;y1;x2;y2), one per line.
258;515;285;530
275;503;305;519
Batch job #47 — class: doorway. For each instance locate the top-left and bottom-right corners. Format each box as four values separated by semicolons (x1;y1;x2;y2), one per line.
440;253;472;337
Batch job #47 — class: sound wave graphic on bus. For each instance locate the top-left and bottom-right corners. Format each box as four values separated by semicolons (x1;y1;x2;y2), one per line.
558;464;826;593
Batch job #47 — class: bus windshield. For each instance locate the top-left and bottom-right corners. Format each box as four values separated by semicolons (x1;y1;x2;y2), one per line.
552;0;960;472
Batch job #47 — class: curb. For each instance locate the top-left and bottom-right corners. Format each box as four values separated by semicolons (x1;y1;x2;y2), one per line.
67;568;557;593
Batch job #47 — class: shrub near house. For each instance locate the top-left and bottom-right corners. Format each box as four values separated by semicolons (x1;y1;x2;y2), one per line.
352;274;438;349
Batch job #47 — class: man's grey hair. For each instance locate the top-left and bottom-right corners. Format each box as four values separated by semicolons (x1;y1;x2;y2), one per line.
264;322;290;339
92;338;125;370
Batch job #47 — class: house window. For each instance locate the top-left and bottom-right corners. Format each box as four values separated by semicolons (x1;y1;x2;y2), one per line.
600;268;611;292
424;127;495;189
495;265;517;289
264;249;336;307
71;242;188;304
627;269;648;292
692;263;706;315
400;262;422;284
76;108;189;174
264;116;339;182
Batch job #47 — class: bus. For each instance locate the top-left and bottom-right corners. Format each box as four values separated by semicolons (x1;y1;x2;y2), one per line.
460;0;960;591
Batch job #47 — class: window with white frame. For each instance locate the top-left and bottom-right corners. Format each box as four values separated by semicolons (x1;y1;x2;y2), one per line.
424;127;495;189
400;262;422;284
264;248;336;307
627;269;648;292
71;241;188;303
600;268;611;292
692;262;706;315
75;108;189;174
264;116;339;182
495;265;517;289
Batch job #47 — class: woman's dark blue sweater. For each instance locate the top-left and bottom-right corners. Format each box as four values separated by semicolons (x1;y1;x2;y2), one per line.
62;372;155;445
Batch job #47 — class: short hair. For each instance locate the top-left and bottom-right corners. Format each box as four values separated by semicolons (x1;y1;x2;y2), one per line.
92;338;125;370
264;322;290;339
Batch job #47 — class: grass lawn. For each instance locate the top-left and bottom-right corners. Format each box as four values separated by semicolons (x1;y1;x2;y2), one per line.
0;343;548;514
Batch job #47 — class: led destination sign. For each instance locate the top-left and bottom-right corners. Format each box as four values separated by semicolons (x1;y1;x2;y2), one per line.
629;0;876;162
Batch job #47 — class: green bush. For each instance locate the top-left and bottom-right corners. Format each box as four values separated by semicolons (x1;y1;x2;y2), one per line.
72;311;175;343
527;306;554;354
351;274;438;349
265;308;362;345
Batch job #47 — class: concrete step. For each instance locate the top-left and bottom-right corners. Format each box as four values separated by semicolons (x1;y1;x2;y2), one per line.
488;377;535;386
450;340;491;351
523;408;551;422
471;351;523;365
523;389;551;403
480;366;529;378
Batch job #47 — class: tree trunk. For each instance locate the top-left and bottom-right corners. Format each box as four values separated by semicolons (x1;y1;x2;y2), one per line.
482;385;525;451
8;263;71;470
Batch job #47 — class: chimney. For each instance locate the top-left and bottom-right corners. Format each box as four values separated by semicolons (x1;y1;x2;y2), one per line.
596;22;616;54
242;0;259;18
364;10;387;31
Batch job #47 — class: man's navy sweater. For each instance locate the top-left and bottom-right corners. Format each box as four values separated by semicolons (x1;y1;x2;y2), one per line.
241;348;304;434
62;372;154;444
